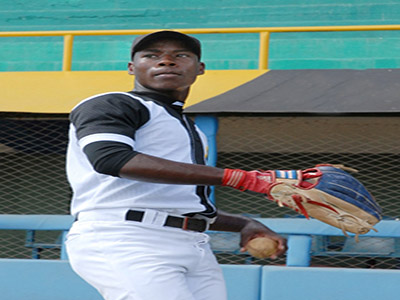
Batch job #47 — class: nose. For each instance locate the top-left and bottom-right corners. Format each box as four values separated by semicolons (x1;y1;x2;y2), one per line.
158;54;176;66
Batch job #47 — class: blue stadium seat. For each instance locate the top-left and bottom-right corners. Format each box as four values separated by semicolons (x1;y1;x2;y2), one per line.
261;266;400;300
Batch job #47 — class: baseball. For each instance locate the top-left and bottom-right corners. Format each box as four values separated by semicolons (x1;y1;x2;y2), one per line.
245;236;278;259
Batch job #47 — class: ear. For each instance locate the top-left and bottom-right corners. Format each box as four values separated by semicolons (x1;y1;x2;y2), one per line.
197;62;205;75
128;61;135;75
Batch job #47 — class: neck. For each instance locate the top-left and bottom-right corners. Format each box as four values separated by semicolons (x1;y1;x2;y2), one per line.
133;82;189;102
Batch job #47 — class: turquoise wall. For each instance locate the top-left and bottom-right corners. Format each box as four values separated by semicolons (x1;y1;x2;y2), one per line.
1;0;400;71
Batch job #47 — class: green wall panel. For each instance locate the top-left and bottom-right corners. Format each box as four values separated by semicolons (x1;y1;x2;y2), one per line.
1;1;400;71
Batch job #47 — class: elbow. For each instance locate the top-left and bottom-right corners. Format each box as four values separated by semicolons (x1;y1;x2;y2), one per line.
83;141;139;177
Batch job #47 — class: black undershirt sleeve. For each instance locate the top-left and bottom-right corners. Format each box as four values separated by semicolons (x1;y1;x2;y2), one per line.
83;141;140;177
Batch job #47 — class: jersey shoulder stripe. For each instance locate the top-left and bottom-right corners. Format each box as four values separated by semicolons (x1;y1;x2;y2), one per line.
79;132;135;149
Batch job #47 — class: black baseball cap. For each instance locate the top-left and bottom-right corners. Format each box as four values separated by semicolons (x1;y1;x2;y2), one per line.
130;30;201;60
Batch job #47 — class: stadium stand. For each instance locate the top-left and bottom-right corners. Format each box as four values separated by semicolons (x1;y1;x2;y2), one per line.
1;0;400;71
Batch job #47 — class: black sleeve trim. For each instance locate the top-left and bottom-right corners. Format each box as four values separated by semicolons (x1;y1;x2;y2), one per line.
70;93;150;140
83;141;140;177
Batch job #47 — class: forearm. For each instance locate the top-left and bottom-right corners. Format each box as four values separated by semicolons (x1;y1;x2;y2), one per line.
119;153;224;185
209;210;252;232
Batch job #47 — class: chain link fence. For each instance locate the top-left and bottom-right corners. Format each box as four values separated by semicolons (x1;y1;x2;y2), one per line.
212;116;400;269
0;113;399;268
0;113;70;259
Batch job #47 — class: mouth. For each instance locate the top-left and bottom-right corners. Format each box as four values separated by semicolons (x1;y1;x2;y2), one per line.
154;71;181;78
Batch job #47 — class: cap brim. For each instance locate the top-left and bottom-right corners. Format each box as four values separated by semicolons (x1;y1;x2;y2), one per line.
131;31;201;59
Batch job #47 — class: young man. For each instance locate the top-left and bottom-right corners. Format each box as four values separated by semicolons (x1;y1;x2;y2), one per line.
66;30;287;300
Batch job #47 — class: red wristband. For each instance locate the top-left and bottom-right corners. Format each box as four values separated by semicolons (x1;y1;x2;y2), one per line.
222;169;275;194
222;169;247;190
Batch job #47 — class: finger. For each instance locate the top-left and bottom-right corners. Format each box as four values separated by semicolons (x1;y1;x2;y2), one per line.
272;239;287;256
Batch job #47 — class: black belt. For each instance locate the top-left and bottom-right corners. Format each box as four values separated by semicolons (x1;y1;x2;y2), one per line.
125;210;207;232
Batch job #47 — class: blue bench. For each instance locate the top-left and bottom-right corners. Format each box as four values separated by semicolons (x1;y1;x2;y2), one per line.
0;215;399;300
261;265;400;300
1;259;399;300
222;264;262;300
0;214;74;259
1;215;400;266
0;259;261;300
0;259;102;300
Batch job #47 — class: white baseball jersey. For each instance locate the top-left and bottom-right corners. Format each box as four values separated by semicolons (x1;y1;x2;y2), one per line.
66;91;217;219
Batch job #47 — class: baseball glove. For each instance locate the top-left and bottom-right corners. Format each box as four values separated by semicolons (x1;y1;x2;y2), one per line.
222;164;382;239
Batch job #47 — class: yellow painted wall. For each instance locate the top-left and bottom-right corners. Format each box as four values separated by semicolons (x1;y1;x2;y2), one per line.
0;70;267;113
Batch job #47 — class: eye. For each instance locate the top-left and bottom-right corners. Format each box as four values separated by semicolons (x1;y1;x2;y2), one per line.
143;53;158;58
177;53;190;58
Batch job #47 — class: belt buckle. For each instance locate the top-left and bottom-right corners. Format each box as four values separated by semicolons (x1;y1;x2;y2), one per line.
143;209;168;226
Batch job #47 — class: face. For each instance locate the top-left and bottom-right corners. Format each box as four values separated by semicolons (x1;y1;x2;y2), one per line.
128;39;205;98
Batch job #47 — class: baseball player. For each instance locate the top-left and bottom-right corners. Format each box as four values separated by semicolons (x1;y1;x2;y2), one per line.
65;30;287;300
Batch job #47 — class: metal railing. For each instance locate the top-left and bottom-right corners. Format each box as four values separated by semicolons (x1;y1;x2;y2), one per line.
1;24;400;71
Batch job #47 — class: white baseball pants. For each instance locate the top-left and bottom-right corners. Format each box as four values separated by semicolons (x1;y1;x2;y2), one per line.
66;220;227;300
